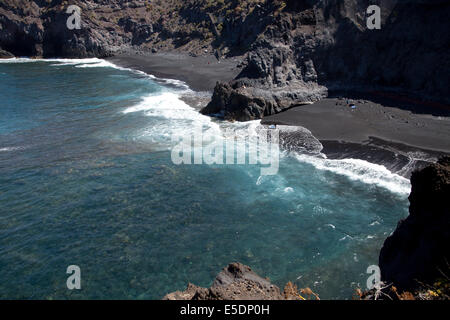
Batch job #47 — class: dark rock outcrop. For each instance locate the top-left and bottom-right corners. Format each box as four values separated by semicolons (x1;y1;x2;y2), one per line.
0;0;127;58
2;1;449;113
163;262;284;300
0;48;13;58
200;80;326;121
0;0;278;59
379;157;450;290
202;0;450;120
0;0;219;58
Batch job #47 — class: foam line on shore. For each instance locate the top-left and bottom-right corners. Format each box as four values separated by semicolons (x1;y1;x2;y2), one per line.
121;91;221;144
0;57;190;90
0;57;101;64
294;153;411;195
2;57;411;195
123;87;410;195
0;146;25;152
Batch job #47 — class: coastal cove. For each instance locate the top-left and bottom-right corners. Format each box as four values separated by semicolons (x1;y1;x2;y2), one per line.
0;0;449;302
109;52;450;178
0;58;413;299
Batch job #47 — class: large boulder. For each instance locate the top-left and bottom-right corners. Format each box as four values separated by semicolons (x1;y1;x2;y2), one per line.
201;81;326;121
163;262;283;300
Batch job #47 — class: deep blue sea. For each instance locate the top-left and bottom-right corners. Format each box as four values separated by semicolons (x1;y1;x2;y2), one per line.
0;58;411;299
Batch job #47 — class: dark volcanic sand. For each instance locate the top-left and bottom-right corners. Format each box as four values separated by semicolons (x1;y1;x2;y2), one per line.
107;52;449;175
262;98;450;153
107;52;243;92
262;98;450;176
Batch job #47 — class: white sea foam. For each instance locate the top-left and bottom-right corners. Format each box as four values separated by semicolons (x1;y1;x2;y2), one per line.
294;154;411;195
123;92;189;115
75;61;113;68
220;123;410;195
123;92;214;128
122;91;221;144
123;92;270;143
69;58;141;73
0;58;40;63
1;57;412;195
0;57;190;89
0;146;25;152
0;57;101;64
73;59;190;90
123;90;410;195
339;235;353;241
49;58;102;66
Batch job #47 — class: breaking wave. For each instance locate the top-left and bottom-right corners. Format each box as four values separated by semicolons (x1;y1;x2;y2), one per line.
294;154;411;195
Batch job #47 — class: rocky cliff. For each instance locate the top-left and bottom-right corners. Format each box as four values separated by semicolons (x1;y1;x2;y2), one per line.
1;1;449;118
0;0;277;58
379;156;450;291
201;0;450;120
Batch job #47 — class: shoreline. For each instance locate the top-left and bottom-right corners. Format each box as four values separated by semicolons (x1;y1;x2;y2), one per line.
106;51;244;92
261;98;450;153
262;98;450;176
319;138;447;178
106;52;450;176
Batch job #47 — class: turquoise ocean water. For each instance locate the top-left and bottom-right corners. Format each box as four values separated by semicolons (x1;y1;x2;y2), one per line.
0;58;410;299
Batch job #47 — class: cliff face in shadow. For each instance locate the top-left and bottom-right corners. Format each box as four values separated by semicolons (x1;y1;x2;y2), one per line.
202;0;450;120
2;1;449;112
379;156;450;291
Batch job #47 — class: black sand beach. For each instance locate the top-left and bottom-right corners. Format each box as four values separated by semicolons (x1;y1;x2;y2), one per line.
262;97;450;175
262;98;450;153
107;52;243;92
107;52;450;175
